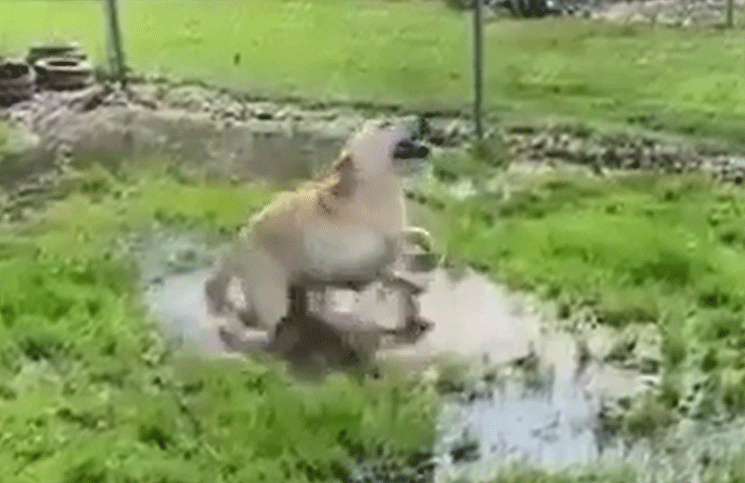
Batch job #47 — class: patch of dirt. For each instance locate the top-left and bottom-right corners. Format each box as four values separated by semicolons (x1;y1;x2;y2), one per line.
0;79;474;221
3;84;359;181
506;0;743;26
1;81;473;181
501;123;745;184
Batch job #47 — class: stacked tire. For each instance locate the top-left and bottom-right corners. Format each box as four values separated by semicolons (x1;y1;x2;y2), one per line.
34;57;94;91
27;42;93;91
0;59;36;107
26;42;86;66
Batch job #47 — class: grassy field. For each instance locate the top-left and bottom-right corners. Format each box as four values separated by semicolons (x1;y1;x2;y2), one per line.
2;0;745;143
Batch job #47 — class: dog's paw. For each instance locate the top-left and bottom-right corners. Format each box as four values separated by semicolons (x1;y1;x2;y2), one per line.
235;308;259;327
217;325;245;352
410;316;435;333
397;317;435;343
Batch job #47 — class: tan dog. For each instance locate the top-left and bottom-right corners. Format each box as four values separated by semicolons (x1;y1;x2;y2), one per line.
205;120;431;338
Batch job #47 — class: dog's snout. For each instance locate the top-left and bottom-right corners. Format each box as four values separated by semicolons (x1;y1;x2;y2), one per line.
393;138;429;160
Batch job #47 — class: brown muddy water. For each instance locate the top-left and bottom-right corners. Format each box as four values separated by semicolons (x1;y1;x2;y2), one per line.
131;231;745;483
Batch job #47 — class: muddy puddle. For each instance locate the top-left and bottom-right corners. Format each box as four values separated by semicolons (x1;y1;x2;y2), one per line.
129;231;710;481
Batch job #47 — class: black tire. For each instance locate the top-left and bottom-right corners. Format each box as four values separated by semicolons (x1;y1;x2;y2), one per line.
34;57;93;91
27;42;86;66
0;59;35;106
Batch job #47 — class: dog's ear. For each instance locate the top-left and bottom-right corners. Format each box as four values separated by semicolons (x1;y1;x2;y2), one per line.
330;153;356;198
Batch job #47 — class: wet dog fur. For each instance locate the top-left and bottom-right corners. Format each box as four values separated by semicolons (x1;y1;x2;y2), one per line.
204;120;431;341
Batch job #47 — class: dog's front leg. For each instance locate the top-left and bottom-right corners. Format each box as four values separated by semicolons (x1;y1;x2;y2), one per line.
377;269;434;339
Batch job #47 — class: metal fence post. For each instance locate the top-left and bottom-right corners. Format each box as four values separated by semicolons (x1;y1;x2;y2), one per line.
103;0;127;87
473;0;484;141
726;0;734;28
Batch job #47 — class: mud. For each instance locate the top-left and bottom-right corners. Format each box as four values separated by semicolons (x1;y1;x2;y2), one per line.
0;82;470;187
4;86;354;181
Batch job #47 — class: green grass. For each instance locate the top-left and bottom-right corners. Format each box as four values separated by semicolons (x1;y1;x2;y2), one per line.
433;173;742;325
3;1;745;143
0;161;437;483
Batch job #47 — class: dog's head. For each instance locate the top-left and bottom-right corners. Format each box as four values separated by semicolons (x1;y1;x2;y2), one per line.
336;119;430;181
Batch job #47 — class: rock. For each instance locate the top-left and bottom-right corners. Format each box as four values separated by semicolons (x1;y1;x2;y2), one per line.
428;128;446;146
161;85;213;111
510;341;540;372
600;145;623;168
449;440;479;463
166;247;201;273
603;331;637;364
250;103;277;120
688;390;718;420
443;120;469;147
565;139;586;162
461;379;492;403
530;134;548;150
596;399;625;435
221;102;245;120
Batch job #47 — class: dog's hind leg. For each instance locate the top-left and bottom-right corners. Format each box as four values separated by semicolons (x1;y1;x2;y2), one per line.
213;246;291;351
241;248;292;334
288;285;309;318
